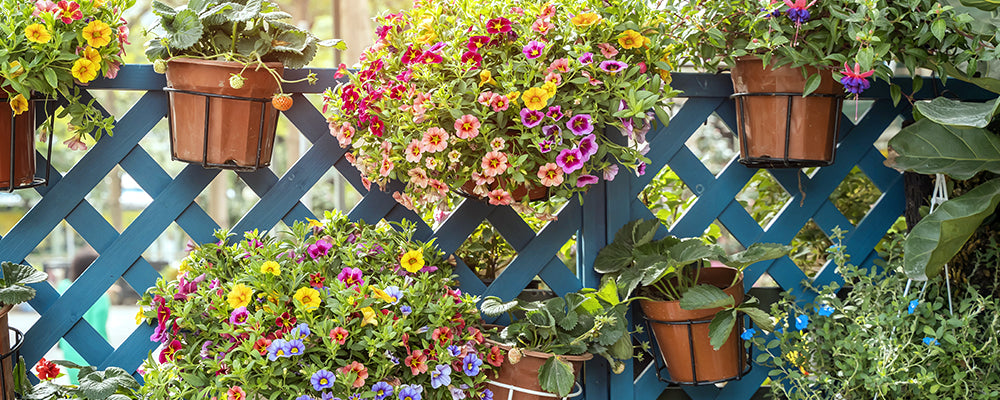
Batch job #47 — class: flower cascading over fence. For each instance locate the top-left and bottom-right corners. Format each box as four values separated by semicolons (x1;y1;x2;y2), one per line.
139;211;501;400
322;0;679;220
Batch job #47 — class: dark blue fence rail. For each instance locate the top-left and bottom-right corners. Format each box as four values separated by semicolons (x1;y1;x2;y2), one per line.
1;65;993;399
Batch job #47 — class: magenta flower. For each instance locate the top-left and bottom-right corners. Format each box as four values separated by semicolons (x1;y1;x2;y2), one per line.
401;45;422;64
486;17;512;35
599;60;628;74
637;162;647;176
840;62;874;95
547;106;564;121
420;51;443;64
308;239;333;259
578;134;598;161
57;0;82;23
337;267;365;288
468;35;490;51
461;51;482;68
229;307;249;325
520;108;545;128
542;125;562;140
556;148;585;174
567;114;594;136
576;175;599;187
577;52;594;65
428;41;446;52
523;41;545;59
539;140;554;153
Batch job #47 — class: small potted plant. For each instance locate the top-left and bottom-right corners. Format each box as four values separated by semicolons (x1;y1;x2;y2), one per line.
322;0;681;219
22;359;142;400
145;0;343;170
478;281;633;399
0;262;48;399
138;211;500;400
0;0;132;189
594;219;788;384
677;0;996;167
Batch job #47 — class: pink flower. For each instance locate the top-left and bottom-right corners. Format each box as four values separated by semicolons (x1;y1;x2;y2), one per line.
379;158;394;177
334;63;348;79
308;239;333;259
420;51;444;64
481;151;509;177
337;267;365;288
581;70;602;86
577;52;594;65
578;133;598;161
556;148;584;174
522;41;545;59
547;58;570;73
531;19;554;36
638;62;647;74
576;174;599;188
545;72;562;85
604;164;620;181
537;163;564;187
467;35;490;51
33;0;57;17
454;115;481;139
540;3;556;18
477;91;494;106
598;43;619;58
488;189;513;206
490;137;506;151
405;140;423;162
393;191;415;210
520;108;545;128
56;0;82;23
401;45;423;64
567;114;594;136
547;106;564;121
229;307;249;325
421;127;449;153
63;135;87;151
599;60;628;74
428;179;448;196
407;168;430;188
104;61;121;79
490;93;510;112
159;340;182;363
331;122;355;148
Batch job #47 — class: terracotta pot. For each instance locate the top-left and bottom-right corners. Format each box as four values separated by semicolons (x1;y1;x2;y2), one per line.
730;56;842;168
459;180;550;203
0;95;36;190
486;341;591;400
640;267;746;384
165;58;281;170
0;304;15;400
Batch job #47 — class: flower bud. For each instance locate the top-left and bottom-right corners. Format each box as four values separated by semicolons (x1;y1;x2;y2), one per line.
507;347;522;364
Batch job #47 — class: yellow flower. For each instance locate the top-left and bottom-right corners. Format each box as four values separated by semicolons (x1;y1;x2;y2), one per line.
71;58;99;83
415;21;437;44
618;29;645;50
541;81;557;98
7;61;24;79
227;283;253;309
294;287;321;311
92;0;106;7
360;307;378;326
371;287;394;303
307;218;323;230
521;87;550;111
479;70;497;87
507;91;520;104
400;249;424;273
178;259;191;275
24;24;51;43
81;20;112;48
571;12;601;27
9;94;28;116
135;307;145;325
82;47;102;70
658;53;673;84
260;260;280;276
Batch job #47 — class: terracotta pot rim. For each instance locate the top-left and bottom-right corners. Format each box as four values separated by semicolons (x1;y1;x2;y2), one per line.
165;57;284;69
484;338;594;362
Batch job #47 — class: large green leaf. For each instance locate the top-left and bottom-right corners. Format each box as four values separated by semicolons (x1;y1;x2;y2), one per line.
150;0;178;19
479;297;518;317
668;238;725;266
593;242;632;274
1;262;47;286
888;118;1000;180
231;0;262;22
166;9;203;50
940;62;1000;94
721;243;790;270
707;310;737;350
904;177;1000;280
679;284;734;310
914;97;1000;128
538;357;576;397
960;0;1000;12
271;30;308;53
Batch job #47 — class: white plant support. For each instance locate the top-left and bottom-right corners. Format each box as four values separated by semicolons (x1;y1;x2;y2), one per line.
487;380;583;400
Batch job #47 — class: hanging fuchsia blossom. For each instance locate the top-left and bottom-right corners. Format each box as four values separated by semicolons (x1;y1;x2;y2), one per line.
840;62;874;95
783;0;816;45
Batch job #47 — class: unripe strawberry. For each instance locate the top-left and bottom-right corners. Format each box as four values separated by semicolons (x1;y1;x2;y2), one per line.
153;59;167;74
229;74;245;89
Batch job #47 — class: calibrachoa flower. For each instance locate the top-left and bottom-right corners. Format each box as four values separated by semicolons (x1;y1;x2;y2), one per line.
25;24;51;43
267;339;291;361
329;327;350;345
430;364;452;388
372;381;394;400
227;283;253;309
82;20;113;48
294;287;322;310
311;370;336;391
462;353;483;376
537;163;564;187
405;349;429;375
487;189;513;206
481;151;509;177
398;385;423;400
228;386;246;400
309;239;333;259
599;60;628;74
486;346;504;367
520;108;545;128
486;17;512;35
384;286;404;304
339;361;370;388
421;127;449;152
567;114;594;136
57;0;82;23
229;307;249;325
338;267;365;287
454;115;481;139
521;87;550;111
401;249;424;273
576;174;599;188
578;134;598;160
260;260;280;275
556;148;585;174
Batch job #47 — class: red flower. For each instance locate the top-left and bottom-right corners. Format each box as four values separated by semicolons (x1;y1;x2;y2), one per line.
401;45;423;64
432;327;453;346
308;272;326;289
35;358;60;380
486;17;512;35
333;63;349;79
404;349;429;375
487;346;505;367
253;338;272;356
461;51;483;68
159;339;182;363
276;312;297;329
56;0;82;24
338;361;369;388
330;326;350;345
420;51;443;64
468;327;484;344
467;35;490;51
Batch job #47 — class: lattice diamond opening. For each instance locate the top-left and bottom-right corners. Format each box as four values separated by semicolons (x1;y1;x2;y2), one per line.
640;165;696;227
737;170;791;229
455;220;516;286
828;167;882;226
684;113;738;175
792;220;832;278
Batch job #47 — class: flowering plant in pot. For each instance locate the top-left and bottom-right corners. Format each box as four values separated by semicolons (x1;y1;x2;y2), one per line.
0;262;49;399
0;0;132;149
593;219;788;383
24;359;142;400
322;0;680;219
674;0;998;167
478;281;633;398
145;0;343;169
138;211;500;400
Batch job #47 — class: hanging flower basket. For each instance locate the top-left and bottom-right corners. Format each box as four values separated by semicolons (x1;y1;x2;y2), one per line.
0;93;52;191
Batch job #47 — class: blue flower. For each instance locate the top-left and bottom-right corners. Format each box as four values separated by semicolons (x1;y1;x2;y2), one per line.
462;353;483;376
311;369;335;391
795;314;809;330
321;393;338;400
349;395;361;400
480;389;493;400
740;328;756;340
400;305;413;316
923;337;939;346
267;339;290;361
384;286;404;304
385;350;400;365
449;387;466;400
296;396;313;400
294;323;311;339
372;381;394;400
908;300;919;315
430;364;452;388
447;345;462;357
288;339;306;356
398;385;422;400
816;304;834;317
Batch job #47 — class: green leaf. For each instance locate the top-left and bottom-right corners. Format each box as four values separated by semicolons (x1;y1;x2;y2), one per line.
741;307;774;331
888;118;1000;180
479;297;518;316
186;0;209;13
679;284;734;310
904;178;1000;280
79;372;119;399
914;97;1000;128
890;84;901;106
150;0;178;18
318;38;347;51
43;69;58;90
961;0;1000;11
231;0;262;22
538;357;575;397
166;9;203;50
595;280;619;305
931;19;946;42
802;74;821;97
707;310;737;350
857;47;874;71
272;30;308;53
668;238;725;266
592;242;633;274
720;243;790;270
1;262;47;286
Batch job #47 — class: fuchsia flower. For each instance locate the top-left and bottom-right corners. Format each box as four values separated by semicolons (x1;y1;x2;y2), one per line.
840;62;874;95
468;35;490;51
537;163;564;187
576;174;599;188
567;114;594;135
520;108;545;128
487;189;513;206
337;267;365;288
556;148;585;174
784;0;817;45
486;17;512;35
454;114;481;139
522;40;545;59
57;0;82;23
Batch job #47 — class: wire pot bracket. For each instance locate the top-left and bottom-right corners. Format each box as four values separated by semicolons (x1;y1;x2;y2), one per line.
3;97;54;193
642;312;753;386
163;87;271;172
730;91;843;169
0;327;25;400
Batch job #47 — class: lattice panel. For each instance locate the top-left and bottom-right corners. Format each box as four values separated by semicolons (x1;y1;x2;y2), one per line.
0;67;992;400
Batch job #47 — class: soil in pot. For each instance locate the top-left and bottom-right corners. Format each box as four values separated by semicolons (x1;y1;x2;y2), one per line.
486;341;591;400
165;58;281;169
639;267;747;384
730;56;842;167
0;97;37;190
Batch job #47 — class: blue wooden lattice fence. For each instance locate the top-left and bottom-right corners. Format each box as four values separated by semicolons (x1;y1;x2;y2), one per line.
1;66;992;400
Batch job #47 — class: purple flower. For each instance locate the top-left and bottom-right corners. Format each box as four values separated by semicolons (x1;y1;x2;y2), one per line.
296;396;314;400
538;140;554;153
447;345;462;357
840;74;871;95
449;387;466;400
577;52;593;65
604;164;619;181
576;174;599;188
556;148;585;174
542;124;562;141
200;340;213;359
599;60;628;74
522;40;545;59
229;307;249;325
430;364;452;388
386;350;401;365
786;7;810;24
520;108;545;128
308;239;333;259
293;323;311;339
636;162;647;176
462;353;483;376
174;273;206;301
311;369;336;391
267;339;290;361
288;339;306;356
481;389;493;400
578;133;598;161
400;305;412;316
338;267;365;287
546;106;563;121
372;382;394;400
347;233;357;243
398;384;423;400
566;114;594;136
428;41;445;53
